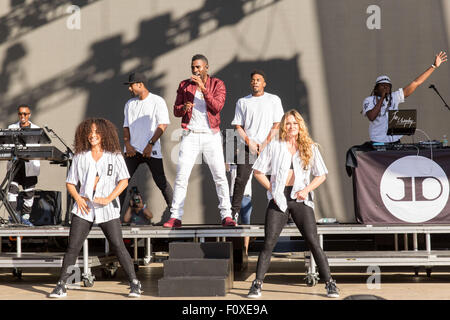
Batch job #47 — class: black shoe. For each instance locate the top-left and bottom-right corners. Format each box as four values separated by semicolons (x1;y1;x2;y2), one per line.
247;279;262;298
49;281;67;298
325;279;339;298
129;279;142;297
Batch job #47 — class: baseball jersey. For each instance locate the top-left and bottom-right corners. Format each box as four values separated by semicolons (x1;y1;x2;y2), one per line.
253;139;328;211
66;151;130;223
123;92;170;158
232;92;284;145
362;88;405;142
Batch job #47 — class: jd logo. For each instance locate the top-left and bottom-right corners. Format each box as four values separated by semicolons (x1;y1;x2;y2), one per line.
380;156;449;223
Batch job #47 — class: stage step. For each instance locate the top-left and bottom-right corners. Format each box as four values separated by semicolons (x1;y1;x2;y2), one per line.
168;242;233;259
163;258;230;277
158;276;229;297
158;242;234;297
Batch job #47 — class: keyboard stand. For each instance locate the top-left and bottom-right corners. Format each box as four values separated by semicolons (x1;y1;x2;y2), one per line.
0;155;23;224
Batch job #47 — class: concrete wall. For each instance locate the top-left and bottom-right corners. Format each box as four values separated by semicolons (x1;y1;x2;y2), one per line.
0;0;448;224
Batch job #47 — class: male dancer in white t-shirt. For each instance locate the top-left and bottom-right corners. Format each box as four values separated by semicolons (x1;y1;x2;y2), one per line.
119;72;173;212
362;51;447;143
230;70;284;222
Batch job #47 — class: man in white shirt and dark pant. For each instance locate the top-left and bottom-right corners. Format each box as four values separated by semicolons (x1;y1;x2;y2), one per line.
120;72;173;212
7;104;40;226
230;70;284;223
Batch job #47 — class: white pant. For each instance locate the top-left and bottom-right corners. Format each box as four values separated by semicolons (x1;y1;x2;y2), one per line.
170;130;232;221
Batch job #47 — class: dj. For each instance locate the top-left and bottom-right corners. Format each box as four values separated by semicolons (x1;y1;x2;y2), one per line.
7;104;40;226
362;51;447;143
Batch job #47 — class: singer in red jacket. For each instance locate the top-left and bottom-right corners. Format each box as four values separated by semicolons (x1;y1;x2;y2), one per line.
164;54;236;228
173;69;226;132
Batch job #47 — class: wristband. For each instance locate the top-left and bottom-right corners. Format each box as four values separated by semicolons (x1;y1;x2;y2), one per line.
431;64;437;69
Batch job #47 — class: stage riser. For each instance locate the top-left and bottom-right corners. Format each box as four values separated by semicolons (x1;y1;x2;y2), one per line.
158;242;233;297
168;242;232;259
158;277;228;297
163;259;229;277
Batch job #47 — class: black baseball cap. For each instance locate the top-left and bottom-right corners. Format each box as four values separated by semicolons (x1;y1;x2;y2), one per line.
123;72;147;85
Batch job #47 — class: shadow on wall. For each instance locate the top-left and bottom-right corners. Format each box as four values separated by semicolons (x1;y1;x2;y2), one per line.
0;0;99;44
0;0;283;222
198;55;310;224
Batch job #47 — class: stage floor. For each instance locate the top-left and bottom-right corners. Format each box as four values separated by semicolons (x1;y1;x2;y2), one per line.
0;254;449;300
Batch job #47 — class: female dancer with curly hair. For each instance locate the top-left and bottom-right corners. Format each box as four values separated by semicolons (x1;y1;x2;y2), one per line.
247;109;339;298
49;118;142;298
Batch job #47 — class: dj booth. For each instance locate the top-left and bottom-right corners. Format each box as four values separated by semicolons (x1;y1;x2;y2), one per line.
348;109;450;224
349;145;450;224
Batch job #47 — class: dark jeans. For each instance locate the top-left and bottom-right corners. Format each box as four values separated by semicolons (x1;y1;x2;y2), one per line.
231;146;256;215
119;153;173;209
59;215;137;283
255;187;331;282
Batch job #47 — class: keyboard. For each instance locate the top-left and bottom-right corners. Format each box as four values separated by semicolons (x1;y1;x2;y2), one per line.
0;146;68;162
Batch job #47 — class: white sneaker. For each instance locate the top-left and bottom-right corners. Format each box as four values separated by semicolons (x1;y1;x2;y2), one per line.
49;281;67;298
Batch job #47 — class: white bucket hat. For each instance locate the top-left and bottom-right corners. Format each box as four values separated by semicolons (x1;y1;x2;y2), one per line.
375;75;392;85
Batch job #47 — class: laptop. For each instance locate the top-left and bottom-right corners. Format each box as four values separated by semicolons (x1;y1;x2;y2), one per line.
387;109;417;136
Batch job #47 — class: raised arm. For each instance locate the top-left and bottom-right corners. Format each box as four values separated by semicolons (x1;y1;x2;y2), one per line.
403;51;447;98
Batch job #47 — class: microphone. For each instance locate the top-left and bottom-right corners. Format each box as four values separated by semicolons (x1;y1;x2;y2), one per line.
44;125;53;133
429;84;450;111
190;72;201;83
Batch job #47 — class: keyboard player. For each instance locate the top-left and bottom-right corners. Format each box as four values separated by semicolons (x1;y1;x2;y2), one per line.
6;104;40;226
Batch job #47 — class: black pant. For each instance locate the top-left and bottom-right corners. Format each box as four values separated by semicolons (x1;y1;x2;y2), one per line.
59;215;137;283
255;187;331;282
8;160;37;215
231;146;256;214
119;153;173;209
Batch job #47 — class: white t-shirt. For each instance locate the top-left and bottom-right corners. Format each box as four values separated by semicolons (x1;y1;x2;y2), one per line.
187;90;211;133
232;92;284;145
66;151;130;223
252;139;328;212
123;93;170;158
7;121;40;177
362;88;405;143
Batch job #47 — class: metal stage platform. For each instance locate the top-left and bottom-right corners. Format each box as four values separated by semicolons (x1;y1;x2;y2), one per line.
2;223;450;287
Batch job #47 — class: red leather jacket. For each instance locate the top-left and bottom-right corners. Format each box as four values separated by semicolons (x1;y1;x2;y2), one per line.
173;76;226;133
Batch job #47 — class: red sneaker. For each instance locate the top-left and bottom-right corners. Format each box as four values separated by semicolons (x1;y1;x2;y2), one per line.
163;218;182;228
222;217;237;227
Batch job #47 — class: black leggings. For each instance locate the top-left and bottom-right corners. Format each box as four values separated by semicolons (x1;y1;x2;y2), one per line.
255;187;331;282
59;215;137;283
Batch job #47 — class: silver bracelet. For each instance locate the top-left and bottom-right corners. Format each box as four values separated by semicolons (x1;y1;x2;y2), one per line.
431;64;437;69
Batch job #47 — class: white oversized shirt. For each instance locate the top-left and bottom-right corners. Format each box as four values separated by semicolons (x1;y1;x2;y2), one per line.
232;92;284;145
8;121;40;177
123;92;170;158
66;151;130;223
252;139;328;212
362;88;405;142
